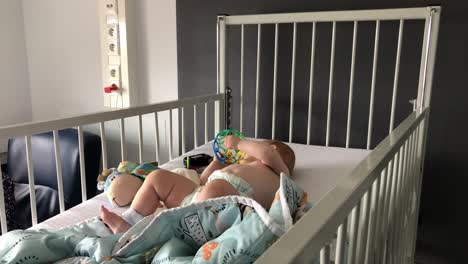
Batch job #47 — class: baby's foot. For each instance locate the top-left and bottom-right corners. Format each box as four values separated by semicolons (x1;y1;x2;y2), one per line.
100;205;131;234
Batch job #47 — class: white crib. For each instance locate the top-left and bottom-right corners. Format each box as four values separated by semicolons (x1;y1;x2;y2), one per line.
0;6;439;264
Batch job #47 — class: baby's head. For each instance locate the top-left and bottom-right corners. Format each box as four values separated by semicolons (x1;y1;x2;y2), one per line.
266;140;295;174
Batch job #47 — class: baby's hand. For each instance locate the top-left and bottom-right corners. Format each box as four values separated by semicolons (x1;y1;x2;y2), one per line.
224;135;241;149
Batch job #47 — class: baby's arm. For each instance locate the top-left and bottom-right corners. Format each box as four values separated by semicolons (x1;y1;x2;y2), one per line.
199;158;229;185
225;136;290;176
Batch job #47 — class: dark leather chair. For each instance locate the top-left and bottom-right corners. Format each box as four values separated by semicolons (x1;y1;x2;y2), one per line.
6;128;101;228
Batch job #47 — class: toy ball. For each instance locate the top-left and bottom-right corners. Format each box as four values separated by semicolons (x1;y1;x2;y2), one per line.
213;129;246;164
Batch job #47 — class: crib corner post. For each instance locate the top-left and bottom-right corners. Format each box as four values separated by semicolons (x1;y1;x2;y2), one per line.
225;87;232;129
217;14;228;95
215;14;228;133
416;6;440;113
409;99;417;112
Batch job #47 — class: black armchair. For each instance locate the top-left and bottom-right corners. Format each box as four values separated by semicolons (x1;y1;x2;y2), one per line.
5;128;101;229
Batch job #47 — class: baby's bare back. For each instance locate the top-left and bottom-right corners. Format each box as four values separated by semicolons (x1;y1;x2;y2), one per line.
221;160;280;209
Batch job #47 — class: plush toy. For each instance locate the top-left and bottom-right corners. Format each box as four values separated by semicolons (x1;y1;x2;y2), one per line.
171;168;200;186
97;161;158;207
102;171;143;207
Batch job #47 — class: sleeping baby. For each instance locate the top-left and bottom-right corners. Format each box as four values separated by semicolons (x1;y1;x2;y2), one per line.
100;135;295;234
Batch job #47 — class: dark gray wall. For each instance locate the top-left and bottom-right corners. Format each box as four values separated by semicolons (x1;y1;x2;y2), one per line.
177;0;467;261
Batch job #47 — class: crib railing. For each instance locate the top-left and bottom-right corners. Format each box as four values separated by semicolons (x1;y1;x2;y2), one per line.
257;108;428;264
0;93;225;234
218;7;440;149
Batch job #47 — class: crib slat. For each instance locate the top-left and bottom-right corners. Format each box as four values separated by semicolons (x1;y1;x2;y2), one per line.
138;115;143;163
387;150;401;263
53;130;65;213
120;118;126;161
240;24;245;133
77;126;87;202
255;24;261;138
402;137;413;241
320;244;331;264
194;104;198;148
356;191;371;264
367;20;380;150
386;158;397;230
306;22;316;145
99;122;108;170
204;103;209;143
181;107;186;154
385;150;402;263
214;102;219;136
390;20;404;133
384;155;397;264
394;143;407;263
154;112;160;162
25;136;38;225
289;22;297;143
405;133;417;257
346;21;358;148
335;219;348;264
401;137;413;261
378;159;394;263
404;135;414;259
409;130;420;258
392;145;406;261
365;177;380;264
375;167;388;261
272;23;279;139
0;173;6;234
409;125;423;261
398;140;411;261
406;134;417;260
169;109;173;160
348;202;361;264
325;21;336;147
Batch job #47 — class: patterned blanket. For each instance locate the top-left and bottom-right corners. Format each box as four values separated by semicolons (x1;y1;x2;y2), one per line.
0;174;311;264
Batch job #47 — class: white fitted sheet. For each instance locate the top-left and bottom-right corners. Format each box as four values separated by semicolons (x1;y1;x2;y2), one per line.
32;142;369;230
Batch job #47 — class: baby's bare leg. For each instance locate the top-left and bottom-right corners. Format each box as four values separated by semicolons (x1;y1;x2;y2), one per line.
131;169;197;214
101;169;197;233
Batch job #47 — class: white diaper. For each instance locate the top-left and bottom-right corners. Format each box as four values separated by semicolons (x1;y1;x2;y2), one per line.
180;170;254;206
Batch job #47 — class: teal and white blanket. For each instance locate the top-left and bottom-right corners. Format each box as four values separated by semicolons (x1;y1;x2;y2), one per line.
0;175;311;263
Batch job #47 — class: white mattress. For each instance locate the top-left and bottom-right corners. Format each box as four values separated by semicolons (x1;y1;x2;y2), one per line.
32;142;369;230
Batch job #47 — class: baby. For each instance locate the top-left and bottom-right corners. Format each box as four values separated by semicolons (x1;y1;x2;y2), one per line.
100;136;295;234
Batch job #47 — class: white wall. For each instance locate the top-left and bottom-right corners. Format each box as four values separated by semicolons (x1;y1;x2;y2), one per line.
21;0;179;165
22;0;106;120
135;0;178;105
22;0;178;117
0;0;32;151
132;0;180;164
